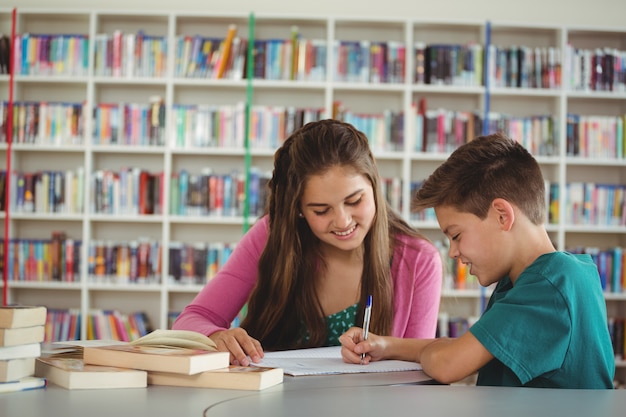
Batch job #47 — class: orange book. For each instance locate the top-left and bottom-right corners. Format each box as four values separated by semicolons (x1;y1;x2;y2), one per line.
215;24;237;79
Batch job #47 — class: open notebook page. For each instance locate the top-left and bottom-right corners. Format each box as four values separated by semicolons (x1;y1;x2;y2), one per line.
255;346;422;376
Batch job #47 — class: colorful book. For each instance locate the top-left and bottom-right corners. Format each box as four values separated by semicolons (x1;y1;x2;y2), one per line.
148;365;283;391
35;357;147;390
0;325;45;347
0;306;47;329
0;357;36;382
82;329;228;375
0;376;47;393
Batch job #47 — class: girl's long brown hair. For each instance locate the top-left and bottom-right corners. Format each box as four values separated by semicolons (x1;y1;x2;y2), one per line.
241;119;425;350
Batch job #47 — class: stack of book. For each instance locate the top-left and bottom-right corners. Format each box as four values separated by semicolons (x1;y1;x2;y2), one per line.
44;329;283;391
0;306;48;393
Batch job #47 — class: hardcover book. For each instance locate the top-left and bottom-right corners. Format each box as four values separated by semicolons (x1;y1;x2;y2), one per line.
83;329;227;375
0;325;45;347
0;306;47;329
147;365;283;391
35;357;147;390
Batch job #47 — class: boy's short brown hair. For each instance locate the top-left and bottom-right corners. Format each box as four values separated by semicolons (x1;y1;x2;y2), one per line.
413;133;546;225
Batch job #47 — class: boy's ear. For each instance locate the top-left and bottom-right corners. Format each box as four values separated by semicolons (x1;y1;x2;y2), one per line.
491;198;515;231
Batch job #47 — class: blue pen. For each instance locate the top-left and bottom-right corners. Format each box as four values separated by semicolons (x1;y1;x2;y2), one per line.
360;295;372;364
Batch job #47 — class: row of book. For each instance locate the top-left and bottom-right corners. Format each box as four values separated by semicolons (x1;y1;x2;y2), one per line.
0;101;85;145
44;308;152;343
9;168;85;214
333;106;405;152
0;306;47;393
334;40;407;84
252;36;327;81
6;29;626;94
88;239;161;284
12;33;90;76
566;46;626;92
487;45;561;89
567;182;626;227
3;100;624;161
171;102;326;149
413;105;557;156
93;31;168;78
569;247;626;294
1;232;80;283
1;236;234;286
175;29;246;79
566;113;626;159
415;43;483;87
93;98;166;146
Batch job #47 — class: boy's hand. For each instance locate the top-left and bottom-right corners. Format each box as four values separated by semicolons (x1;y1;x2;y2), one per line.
339;326;387;364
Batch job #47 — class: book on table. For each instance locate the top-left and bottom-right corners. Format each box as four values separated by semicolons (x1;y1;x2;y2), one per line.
0;357;36;382
0;306;47;329
82;329;229;375
0;376;47;393
0;325;45;347
147;365;283;391
0;342;41;361
35;357;147;390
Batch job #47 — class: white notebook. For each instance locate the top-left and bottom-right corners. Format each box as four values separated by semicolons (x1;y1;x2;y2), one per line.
256;346;422;376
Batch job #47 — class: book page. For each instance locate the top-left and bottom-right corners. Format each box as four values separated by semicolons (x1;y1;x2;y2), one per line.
255;346;422;376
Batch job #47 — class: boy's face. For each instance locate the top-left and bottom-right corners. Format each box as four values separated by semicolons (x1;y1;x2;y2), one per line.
435;204;508;287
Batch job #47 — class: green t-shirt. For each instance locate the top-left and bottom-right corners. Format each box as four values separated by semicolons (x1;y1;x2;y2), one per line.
470;252;615;389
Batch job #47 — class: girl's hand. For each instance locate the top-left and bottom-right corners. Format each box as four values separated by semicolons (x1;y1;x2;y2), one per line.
210;328;264;366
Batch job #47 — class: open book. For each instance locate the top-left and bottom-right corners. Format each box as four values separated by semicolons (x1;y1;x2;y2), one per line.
82;329;228;375
255;346;422;376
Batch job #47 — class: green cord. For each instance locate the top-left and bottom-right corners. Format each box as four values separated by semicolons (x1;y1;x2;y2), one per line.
242;12;255;233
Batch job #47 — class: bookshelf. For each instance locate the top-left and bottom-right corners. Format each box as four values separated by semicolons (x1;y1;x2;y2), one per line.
1;8;625;386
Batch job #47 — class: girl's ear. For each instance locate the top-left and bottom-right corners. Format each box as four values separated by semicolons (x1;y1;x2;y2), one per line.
491;198;515;231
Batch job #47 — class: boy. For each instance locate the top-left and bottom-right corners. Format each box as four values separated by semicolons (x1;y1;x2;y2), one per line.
339;133;615;389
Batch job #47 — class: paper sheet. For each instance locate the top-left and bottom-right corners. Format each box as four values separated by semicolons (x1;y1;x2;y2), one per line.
255;346;422;376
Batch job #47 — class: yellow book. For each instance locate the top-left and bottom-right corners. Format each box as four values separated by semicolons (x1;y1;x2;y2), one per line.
215;24;237;79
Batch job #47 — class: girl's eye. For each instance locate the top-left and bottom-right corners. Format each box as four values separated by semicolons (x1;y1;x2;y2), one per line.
451;234;460;241
314;208;329;216
346;196;362;206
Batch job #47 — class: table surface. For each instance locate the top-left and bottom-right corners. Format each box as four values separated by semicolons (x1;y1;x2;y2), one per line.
1;369;625;417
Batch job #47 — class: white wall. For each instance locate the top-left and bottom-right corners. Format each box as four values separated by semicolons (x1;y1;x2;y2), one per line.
7;0;626;28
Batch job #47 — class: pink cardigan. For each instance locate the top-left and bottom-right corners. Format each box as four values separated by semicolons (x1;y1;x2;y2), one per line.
173;216;443;339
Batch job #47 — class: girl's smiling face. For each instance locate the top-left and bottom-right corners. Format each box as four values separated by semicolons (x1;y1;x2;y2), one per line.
300;165;376;253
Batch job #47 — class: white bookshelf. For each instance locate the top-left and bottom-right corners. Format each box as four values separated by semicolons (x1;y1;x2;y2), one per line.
1;8;625;386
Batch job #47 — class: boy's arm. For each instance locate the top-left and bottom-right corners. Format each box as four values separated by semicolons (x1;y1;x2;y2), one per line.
419;332;493;384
